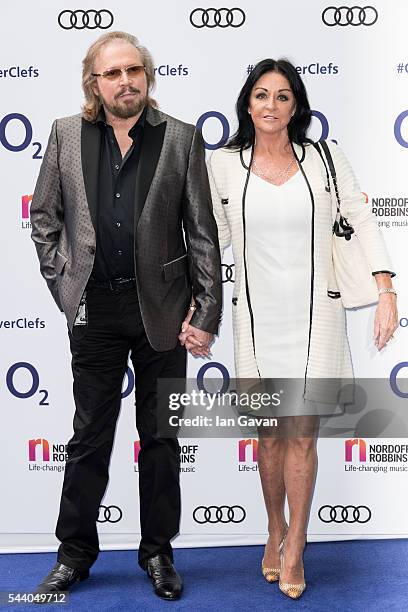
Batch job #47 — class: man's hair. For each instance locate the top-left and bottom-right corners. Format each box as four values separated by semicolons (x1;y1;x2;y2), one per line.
82;31;157;122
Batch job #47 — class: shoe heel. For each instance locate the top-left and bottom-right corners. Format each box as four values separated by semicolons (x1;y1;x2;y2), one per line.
261;526;288;583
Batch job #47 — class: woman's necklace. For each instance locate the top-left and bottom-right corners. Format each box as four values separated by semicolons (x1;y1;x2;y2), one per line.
252;156;297;185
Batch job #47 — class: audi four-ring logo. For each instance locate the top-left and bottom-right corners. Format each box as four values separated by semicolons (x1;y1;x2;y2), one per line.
222;263;235;283
318;505;372;523
58;9;114;30
97;505;123;523
193;505;246;523
322;6;378;26
190;8;246;28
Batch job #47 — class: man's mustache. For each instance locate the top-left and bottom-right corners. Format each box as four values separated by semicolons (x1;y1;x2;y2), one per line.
115;87;141;100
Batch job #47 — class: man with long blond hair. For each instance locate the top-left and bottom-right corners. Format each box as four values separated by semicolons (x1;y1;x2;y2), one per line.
30;31;221;601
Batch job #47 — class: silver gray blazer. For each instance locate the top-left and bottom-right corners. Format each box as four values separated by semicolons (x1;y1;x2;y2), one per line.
30;106;222;350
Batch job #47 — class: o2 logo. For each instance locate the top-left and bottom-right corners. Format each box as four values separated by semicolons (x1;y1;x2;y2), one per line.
196;110;330;150
389;362;408;398
6;362;49;405
121;366;135;399
196;111;230;151
120;362;231;398
394;111;408;148
196;361;230;394
0;113;42;159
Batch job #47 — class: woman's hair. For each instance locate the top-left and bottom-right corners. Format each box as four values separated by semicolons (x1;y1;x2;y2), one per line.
82;31;157;122
226;58;312;149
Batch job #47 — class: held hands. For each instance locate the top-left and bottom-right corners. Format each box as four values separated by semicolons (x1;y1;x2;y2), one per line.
178;303;213;357
374;294;398;350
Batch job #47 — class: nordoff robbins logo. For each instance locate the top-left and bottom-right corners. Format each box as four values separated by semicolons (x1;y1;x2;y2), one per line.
322;6;378;27
190;8;246;28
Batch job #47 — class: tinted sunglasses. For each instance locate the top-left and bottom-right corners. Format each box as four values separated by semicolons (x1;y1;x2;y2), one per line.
92;65;146;81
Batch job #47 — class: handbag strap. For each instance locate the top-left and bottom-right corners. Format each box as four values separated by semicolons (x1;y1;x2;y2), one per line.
312;141;340;215
313;141;354;240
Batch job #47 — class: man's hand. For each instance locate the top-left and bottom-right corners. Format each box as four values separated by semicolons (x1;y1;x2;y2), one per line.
179;321;213;357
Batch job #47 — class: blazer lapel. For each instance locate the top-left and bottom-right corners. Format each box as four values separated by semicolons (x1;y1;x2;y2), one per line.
135;108;167;225
81;118;101;231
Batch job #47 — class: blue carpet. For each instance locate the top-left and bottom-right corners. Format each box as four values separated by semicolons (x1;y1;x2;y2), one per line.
0;541;407;611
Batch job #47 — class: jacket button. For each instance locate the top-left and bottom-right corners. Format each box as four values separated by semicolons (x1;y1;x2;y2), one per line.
89;246;96;255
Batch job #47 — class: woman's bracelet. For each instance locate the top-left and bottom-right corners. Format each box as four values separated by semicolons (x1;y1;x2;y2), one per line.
378;288;397;297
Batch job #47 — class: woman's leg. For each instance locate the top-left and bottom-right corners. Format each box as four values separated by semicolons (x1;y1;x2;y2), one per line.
258;430;287;568
281;416;319;584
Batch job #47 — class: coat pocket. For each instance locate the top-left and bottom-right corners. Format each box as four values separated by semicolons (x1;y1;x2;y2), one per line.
55;250;68;275
162;253;188;281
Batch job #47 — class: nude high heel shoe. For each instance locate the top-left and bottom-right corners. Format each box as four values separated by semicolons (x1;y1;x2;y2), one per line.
261;528;287;583
278;537;306;599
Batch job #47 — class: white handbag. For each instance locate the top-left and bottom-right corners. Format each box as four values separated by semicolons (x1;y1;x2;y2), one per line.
314;141;379;309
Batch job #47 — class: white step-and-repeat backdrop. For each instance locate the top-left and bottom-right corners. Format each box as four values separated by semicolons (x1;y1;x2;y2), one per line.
1;0;408;552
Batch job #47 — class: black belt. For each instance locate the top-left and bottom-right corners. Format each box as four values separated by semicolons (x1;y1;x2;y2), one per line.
87;277;137;291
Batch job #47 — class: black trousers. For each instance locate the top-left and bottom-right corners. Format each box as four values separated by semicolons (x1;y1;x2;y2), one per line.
56;285;186;571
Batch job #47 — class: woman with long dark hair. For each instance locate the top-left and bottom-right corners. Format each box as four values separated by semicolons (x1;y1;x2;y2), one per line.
207;59;397;598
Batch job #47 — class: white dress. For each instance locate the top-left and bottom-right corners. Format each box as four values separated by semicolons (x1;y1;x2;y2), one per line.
246;170;311;380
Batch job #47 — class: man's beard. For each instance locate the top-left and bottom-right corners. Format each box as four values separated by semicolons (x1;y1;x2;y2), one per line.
101;86;147;119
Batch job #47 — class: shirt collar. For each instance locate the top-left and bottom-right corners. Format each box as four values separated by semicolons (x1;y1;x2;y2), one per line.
96;105;147;137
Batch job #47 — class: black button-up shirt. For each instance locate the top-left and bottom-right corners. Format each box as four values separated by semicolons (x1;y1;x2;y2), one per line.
91;106;146;280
